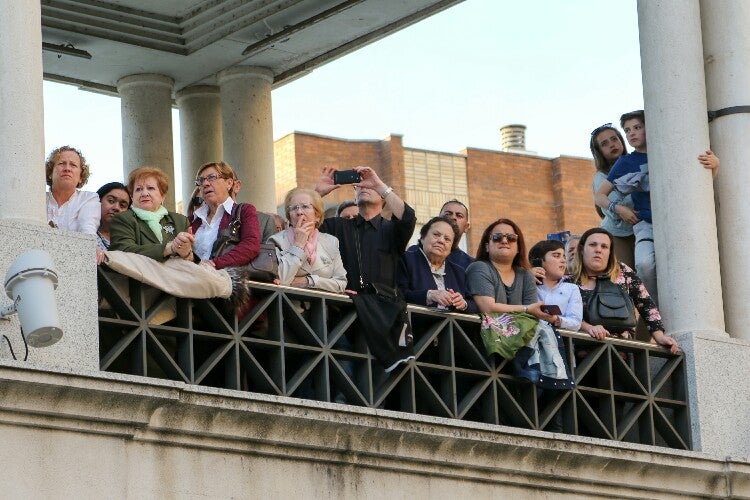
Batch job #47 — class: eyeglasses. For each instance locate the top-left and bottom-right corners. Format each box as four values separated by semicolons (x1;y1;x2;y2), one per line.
195;173;224;186
288;203;314;213
590;123;613;137
490;232;518;243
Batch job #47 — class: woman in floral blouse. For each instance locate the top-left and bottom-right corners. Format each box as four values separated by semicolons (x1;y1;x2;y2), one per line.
566;227;678;353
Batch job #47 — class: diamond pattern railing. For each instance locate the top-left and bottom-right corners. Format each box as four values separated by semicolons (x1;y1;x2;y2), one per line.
97;268;691;450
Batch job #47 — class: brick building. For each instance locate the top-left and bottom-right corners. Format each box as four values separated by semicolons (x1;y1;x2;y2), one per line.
274;130;601;255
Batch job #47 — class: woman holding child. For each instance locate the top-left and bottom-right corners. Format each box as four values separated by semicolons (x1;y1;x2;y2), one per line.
566;227;678;353
589;123;636;270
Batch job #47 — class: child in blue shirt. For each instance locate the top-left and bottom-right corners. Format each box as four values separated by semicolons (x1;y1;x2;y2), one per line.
594;110;719;305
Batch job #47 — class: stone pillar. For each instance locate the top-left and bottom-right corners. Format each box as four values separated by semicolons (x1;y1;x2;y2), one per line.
0;2;98;372
638;0;750;458
0;0;46;224
176;85;223;211
636;0;725;336
218;66;276;211
117;74;176;210
700;0;750;340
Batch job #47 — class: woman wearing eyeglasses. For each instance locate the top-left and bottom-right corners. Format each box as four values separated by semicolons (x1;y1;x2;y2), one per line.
189;161;260;269
589;123;636;270
268;187;346;292
466;218;554;321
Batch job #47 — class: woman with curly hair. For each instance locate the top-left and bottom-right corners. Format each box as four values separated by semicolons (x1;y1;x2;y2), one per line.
45;145;100;235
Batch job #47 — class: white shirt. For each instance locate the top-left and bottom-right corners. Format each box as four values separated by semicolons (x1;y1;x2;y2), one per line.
193;197;235;261
46;190;101;235
536;280;583;331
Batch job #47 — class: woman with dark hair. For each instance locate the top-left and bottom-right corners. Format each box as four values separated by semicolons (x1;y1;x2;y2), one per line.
589;123;636;269
397;216;475;312
95;181;131;264
566;227;678;353
466;218;553;320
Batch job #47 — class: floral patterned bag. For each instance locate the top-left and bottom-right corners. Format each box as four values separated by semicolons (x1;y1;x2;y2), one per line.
479;311;539;360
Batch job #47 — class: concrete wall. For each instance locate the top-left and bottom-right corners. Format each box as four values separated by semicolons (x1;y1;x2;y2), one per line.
0;364;747;499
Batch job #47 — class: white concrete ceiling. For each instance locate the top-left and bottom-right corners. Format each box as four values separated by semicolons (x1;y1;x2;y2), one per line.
41;0;463;94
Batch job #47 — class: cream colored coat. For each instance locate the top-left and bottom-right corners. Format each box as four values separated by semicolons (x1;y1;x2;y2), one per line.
269;230;347;293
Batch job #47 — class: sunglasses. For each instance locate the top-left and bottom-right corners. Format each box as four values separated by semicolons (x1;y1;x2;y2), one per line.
490;232;518;243
590;123;613;137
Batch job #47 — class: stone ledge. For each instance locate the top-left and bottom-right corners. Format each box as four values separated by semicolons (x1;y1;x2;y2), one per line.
0;364;747;498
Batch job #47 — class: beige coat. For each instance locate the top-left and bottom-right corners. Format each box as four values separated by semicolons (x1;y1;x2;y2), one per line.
269;231;347;293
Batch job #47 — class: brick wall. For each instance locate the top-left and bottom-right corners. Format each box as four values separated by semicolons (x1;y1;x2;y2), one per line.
464;148;600;255
274;132;601;256
287;132;387;210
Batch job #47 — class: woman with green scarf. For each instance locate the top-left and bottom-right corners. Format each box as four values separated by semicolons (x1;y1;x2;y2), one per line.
110;167;194;260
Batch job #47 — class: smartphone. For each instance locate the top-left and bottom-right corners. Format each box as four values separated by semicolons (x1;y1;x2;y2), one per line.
530;257;543;268
333;169;361;185
541;304;562;316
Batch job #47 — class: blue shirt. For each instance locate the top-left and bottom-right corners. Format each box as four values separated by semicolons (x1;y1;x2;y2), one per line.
607;151;651;223
536;280;583;332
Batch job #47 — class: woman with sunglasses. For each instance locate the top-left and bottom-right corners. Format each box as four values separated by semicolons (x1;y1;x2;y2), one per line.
189;161;260;269
268;187;346;292
466;218;554;321
589;123;636;270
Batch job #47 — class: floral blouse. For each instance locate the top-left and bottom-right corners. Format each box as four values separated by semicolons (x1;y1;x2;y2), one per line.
564;262;664;335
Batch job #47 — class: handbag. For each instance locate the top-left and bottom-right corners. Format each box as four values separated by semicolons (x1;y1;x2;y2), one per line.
212;203;278;282
479;311;538;360
349;228;414;372
584;276;637;332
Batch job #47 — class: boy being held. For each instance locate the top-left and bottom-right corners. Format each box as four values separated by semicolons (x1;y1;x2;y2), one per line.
529;240;582;332
594;110;719;304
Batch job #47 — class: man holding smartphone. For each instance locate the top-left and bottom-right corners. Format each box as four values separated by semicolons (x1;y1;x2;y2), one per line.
315;165;416;292
528;239;582;331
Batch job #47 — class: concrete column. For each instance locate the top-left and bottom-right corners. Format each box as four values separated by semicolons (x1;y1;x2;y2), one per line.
0;0;46;224
218;66;276;211
176;85;223;211
636;0;725;336
117;74;176;210
700;0;750;340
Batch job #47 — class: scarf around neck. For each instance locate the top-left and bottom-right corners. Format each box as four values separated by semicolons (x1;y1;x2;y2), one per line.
285;227;319;265
131;205;169;243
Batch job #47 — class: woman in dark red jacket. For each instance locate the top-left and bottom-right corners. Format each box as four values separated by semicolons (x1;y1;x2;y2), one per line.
189;161;260;269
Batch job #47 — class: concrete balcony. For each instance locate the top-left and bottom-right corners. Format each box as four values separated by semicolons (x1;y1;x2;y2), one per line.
0;261;747;497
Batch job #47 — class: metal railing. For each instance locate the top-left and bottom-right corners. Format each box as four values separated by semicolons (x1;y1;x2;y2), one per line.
97;268;691;450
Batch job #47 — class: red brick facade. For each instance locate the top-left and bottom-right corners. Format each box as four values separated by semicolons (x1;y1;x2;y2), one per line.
274;132;601;255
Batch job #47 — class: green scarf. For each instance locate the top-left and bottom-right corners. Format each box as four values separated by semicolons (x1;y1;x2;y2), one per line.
131;205;169;243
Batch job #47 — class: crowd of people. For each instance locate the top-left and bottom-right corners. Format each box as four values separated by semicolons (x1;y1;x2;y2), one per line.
46;108;717;380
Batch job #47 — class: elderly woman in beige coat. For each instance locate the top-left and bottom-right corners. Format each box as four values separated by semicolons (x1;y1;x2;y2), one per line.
269;187;346;293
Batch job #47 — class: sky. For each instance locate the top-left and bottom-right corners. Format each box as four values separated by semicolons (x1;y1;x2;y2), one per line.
43;0;645;201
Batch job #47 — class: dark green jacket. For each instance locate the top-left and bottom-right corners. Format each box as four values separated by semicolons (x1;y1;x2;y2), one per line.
110;209;189;262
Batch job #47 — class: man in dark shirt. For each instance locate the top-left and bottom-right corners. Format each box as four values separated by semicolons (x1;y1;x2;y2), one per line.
316;166;416;291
